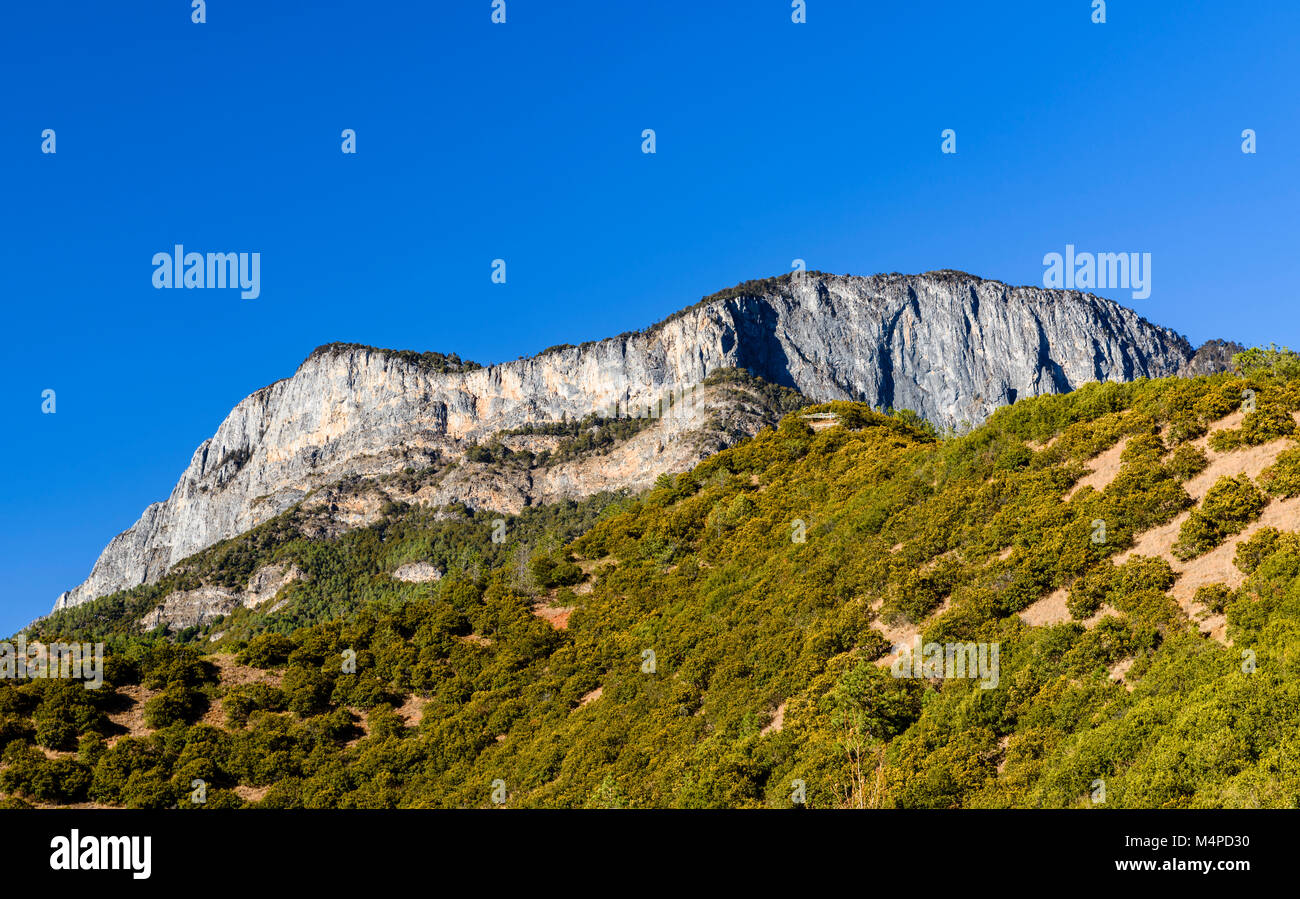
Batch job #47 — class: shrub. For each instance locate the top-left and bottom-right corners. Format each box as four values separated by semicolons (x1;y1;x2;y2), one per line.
281;668;333;718
1172;476;1267;560
1193;583;1235;614
1067;567;1113;620
1240;406;1297;444
1259;446;1300;498
238;633;296;668
1067;557;1176;622
31;757;93;803
0;747;92;803
1166;412;1207;444
1121;434;1166;467
258;777;305;809
1209;405;1296;450
529;554;584;589
1165;444;1209;481
0;715;34;752
1208;429;1243;452
1110;588;1182;629
33;713;78;751
1233;527;1300;575
144;685;208;728
139;644;214;690
223;683;287;728
1116;556;1178;595
122;770;175;809
28;683;110;751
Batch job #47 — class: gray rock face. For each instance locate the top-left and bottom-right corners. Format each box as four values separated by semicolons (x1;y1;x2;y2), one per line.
391;563;444;584
1179;339;1244;377
54;271;1211;612
137;562;305;631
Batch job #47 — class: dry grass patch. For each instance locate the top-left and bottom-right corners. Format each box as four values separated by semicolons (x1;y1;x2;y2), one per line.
872;596;953;668
1018;588;1117;628
105;684;156;745
1064;437;1129;501
760;701;786;736
395;694;426;728
577;686;603;708
234;785;270;803
1108;657;1136;690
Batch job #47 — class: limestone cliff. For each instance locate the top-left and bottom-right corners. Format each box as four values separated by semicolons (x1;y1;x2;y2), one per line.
54;270;1217;612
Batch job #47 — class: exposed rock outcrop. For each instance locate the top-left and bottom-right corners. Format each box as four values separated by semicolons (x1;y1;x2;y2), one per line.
138;563;305;631
391;562;444;584
56;270;1225;612
1180;339;1245;377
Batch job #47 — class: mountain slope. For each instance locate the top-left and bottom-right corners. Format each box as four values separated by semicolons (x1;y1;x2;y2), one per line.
13;357;1300;810
55;270;1210;612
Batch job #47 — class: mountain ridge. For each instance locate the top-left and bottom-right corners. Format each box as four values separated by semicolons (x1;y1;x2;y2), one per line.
53;270;1232;613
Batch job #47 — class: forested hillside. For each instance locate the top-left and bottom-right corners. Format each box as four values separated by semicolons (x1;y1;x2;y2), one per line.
7;348;1300;809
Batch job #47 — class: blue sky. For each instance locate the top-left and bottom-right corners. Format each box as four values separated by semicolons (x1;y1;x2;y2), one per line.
2;0;1297;632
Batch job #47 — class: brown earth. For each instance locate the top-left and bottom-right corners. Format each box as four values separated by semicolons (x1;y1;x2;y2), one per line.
760;701;786;735
1063;437;1130;500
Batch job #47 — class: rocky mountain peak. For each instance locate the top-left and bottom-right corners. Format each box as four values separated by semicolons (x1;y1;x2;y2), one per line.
52;271;1227;613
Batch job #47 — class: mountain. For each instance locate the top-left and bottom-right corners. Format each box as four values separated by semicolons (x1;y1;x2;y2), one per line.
53;270;1223;613
14;354;1300;810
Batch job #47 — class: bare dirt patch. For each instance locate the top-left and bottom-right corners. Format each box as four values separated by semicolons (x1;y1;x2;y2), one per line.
804;412;840;431
576;557;616;575
872;597;953;668
995;734;1012;774
1108;657;1136;690
209;653;283;688
105;684;155;745
234;785;271;804
760;701;786;736
532;604;574;630
1017;588;1117;628
395;694;426;728
344;708;372;748
1064;438;1129;500
1182;438;1294;502
578;686;603;708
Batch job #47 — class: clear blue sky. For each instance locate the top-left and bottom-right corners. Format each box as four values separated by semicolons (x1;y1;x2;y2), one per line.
2;0;1297;632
